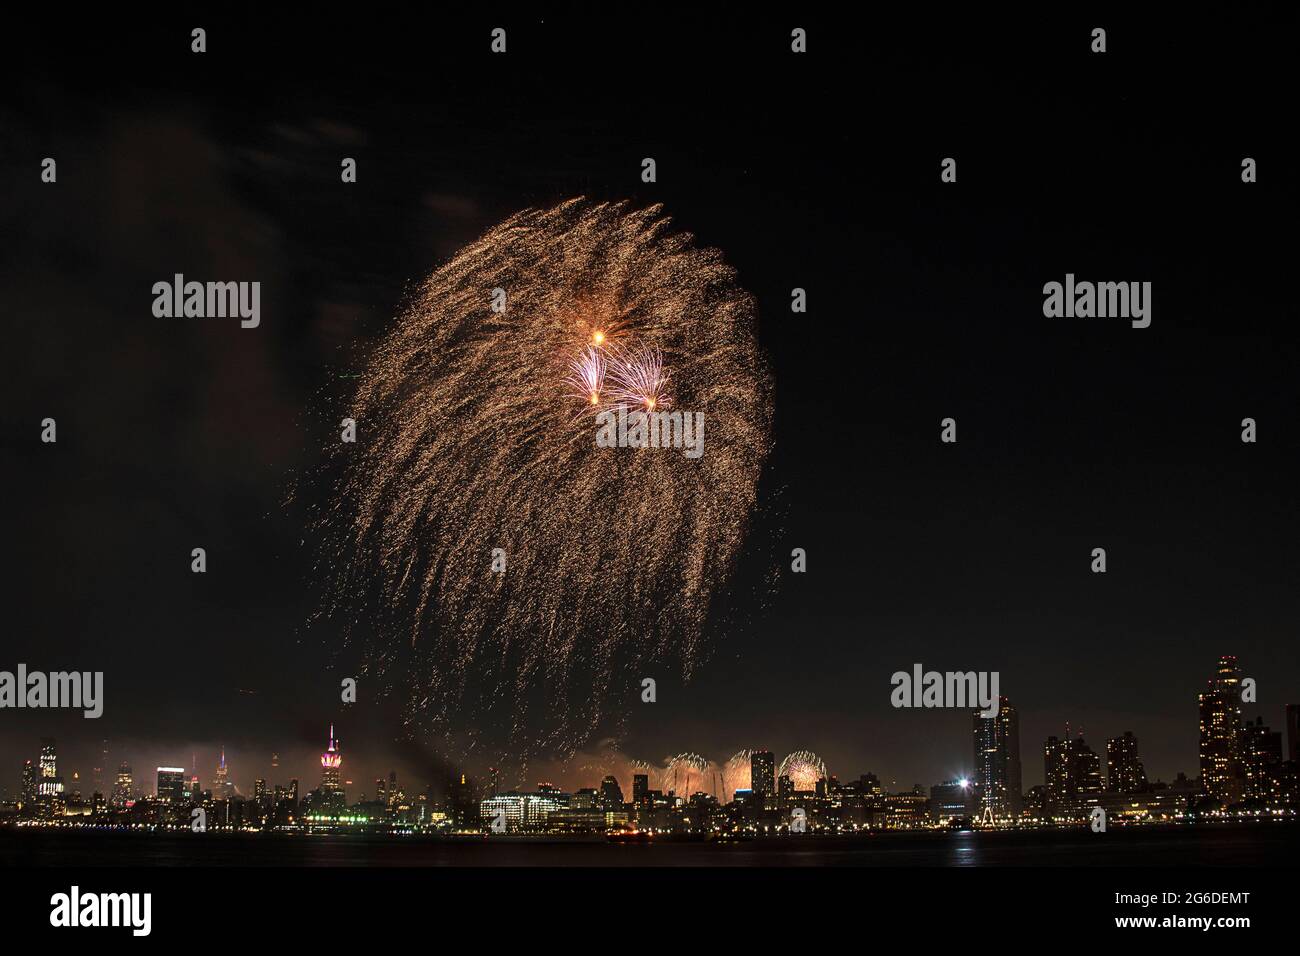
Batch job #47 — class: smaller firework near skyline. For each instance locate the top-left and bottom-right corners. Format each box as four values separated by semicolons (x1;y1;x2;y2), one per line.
779;750;829;793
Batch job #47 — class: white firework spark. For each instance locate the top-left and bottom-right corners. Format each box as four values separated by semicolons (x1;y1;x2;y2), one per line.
607;342;671;412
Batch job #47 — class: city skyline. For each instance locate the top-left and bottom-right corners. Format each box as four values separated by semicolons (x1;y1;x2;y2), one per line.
8;657;1296;815
1;9;1293;947
8;15;1300;816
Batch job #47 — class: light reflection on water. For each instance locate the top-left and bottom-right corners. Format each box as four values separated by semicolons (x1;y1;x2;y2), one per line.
3;824;1295;867
948;830;980;866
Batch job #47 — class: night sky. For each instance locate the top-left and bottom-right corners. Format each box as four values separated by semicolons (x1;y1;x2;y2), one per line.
3;12;1296;800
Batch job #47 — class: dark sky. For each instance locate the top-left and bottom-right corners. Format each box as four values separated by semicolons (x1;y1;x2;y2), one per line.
3;11;1296;799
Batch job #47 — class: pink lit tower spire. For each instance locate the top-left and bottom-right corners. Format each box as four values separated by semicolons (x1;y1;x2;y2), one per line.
320;725;342;792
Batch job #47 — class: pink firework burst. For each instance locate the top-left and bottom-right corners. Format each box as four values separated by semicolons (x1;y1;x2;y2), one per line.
607;343;671;412
564;345;607;409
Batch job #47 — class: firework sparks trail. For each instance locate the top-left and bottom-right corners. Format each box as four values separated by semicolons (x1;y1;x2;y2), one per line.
659;753;710;796
721;749;755;799
309;198;773;764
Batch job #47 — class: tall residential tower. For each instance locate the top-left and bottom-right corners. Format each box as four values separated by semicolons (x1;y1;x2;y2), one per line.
1198;655;1244;804
973;697;1022;818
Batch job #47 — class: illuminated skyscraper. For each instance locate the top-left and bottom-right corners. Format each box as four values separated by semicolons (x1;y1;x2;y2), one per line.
36;738;64;807
1043;731;1102;820
34;740;65;820
111;761;133;807
449;772;477;827
1286;704;1300;764
750;751;775;807
20;760;36;809
859;772;883;797
211;747;235;801
156;767;185;803
1074;738;1103;806
92;739;108;797
1240;716;1282;801
320;726;341;787
600;775;624;808
38;739;58;792
318;725;344;810
1105;731;1148;794
1043;738;1068;817
1198;655;1244;804
972;697;1022;818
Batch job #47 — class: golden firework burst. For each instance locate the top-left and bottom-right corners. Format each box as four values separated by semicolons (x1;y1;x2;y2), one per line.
312;198;773;762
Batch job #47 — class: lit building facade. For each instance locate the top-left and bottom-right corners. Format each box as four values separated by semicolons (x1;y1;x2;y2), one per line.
1240;716;1282;801
37;738;63;797
156;767;185;803
318;725;345;810
210;747;235;801
20;760;37;809
930;779;975;824
750;751;775;807
1044;732;1102;820
777;773;793;807
600;775;624;808
1198;655;1244;804
972;697;1022;818
479;790;568;831
1105;731;1148;794
111;762;133;807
